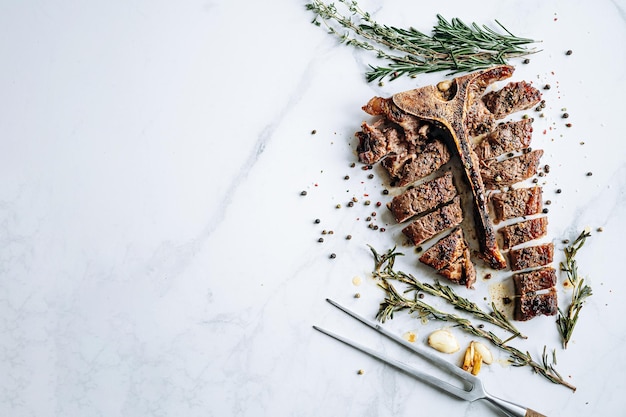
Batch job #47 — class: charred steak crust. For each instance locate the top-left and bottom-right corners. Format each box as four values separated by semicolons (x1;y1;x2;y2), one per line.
514;287;558;321
402;196;463;246
474;118;534;160
388;171;456;223
385;139;451;187
498;217;548;249
490;186;543;223
512;267;557;295
438;248;477;288
508;243;554;271
481;149;544;189
482;81;542;119
419;227;467;272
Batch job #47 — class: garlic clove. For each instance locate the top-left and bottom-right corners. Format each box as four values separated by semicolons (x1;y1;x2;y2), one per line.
427;329;460;354
471;341;493;365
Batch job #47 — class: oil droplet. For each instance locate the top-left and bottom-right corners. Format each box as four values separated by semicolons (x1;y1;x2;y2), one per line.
352;276;362;286
403;331;418;343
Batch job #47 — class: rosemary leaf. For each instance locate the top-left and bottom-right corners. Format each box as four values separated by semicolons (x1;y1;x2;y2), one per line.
306;0;540;81
557;230;593;349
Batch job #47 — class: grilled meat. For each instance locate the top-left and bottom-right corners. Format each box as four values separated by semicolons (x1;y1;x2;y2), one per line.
381;139;451;187
490;186;543;223
438;247;477;288
514;288;558;321
512;267;557;295
402;196;463;246
474;119;534;160
419;227;476;288
508;243;554;271
498;217;548;249
392;66;515;269
388;171;457;223
482;81;542;119
481;150;543;189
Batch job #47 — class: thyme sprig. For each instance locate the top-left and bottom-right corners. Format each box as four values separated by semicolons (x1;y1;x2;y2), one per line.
369;246;525;339
377;276;576;391
557;230;593;349
305;0;540;82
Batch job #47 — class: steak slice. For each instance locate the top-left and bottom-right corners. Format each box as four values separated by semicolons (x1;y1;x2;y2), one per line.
514;287;558;321
491;186;543;223
499;217;548;249
481;149;543;189
381;139;451;187
474;118;534;160
402;196;463;245
356;120;405;165
482;81;542;119
419;227;467;271
512;267;557;296
508;243;554;271
388;171;456;223
361;96;430;144
438;247;477;288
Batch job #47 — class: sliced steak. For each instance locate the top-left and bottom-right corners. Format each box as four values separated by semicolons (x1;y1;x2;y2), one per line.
402;196;463;245
512;267;557;296
388;171;456;223
438;247;477;288
356;120;405;165
491;186;543;223
481;149;543;189
514;287;558;321
499;217;548;249
381;138;451;187
482;81;542;119
419;227;467;271
508;243;554;271
361;96;430;144
474;118;534;160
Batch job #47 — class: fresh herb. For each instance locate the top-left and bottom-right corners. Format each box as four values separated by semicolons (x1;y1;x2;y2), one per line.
370;245;575;391
305;0;540;82
377;275;576;391
557;229;593;349
370;246;525;340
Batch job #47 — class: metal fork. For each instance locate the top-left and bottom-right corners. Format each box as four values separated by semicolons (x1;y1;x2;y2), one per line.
313;298;547;417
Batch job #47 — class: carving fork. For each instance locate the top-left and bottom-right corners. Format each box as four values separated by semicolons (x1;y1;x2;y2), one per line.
313;299;547;417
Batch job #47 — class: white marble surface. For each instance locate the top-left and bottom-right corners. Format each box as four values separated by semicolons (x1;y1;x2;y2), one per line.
1;1;625;416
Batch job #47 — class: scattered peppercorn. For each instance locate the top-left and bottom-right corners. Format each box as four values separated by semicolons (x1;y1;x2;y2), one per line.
415;246;423;253
544;164;550;173
364;200;371;206
532;178;539;183
523;58;530;64
478;324;485;329
503;297;512;305
556;188;562;194
597;227;604;232
380;228;386;232
350;162;356;168
542;208;549;214
544;84;551;90
328;230;334;235
376;202;382;207
357;369;364;375
318;237;324;243
336;204;342;208
565;123;572;128
346;235;352;240
354;293;361;299
311;129;317;135
418;293;425;299
366;216;372;221
562;239;570;244
484;273;492;280
322;230;327;235
348;201;354;207
371;212;377;217
382;189;389;195
586;172;593;176
344;175;350;180
562;112;569;118
566;49;573;55
300;190;307;196
368;174;374;179
314;218;321;224
545;200;552;205
329;253;336;259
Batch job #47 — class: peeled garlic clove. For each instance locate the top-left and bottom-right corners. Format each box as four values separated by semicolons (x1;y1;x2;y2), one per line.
427;329;460;354
471;350;483;376
471;341;493;365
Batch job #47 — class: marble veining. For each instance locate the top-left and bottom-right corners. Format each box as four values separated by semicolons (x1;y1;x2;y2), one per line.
1;0;625;416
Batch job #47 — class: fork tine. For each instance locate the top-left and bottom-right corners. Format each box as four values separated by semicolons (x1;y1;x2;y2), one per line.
313;325;474;400
325;298;481;385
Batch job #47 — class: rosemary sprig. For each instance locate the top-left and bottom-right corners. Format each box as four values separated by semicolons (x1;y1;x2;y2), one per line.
369;246;525;339
377;278;576;391
305;0;540;82
557;230;593;349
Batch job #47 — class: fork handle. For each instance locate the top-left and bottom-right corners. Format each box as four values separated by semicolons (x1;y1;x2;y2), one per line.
525;409;547;417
